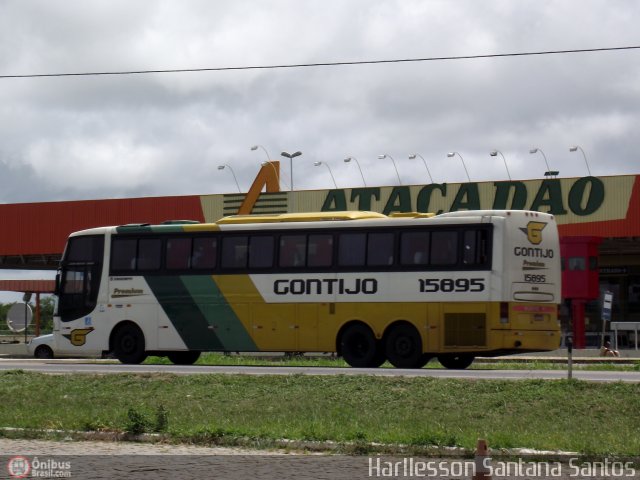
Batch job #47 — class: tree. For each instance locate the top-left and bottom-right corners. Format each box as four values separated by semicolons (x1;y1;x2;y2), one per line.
38;296;56;333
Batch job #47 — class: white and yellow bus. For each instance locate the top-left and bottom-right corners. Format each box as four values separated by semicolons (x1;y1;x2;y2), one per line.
53;210;561;369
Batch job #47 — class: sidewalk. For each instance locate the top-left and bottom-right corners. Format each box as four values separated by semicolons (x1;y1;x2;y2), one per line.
500;347;640;362
2;337;639;361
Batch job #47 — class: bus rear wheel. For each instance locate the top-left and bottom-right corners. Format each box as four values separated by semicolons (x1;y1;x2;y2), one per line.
437;354;474;370
384;324;425;369
167;351;201;365
340;323;385;368
112;324;147;365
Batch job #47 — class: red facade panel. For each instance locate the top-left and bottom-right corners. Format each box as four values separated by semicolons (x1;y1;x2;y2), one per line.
560;236;602;300
0;280;56;293
0;196;204;256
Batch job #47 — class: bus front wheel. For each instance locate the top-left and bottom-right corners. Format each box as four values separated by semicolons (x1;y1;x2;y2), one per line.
167;351;201;365
340;324;385;368
112;324;147;365
437;354;474;370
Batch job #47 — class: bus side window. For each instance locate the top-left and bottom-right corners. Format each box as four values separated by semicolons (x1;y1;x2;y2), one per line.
279;235;306;268
400;231;429;266
308;234;333;268
462;229;490;267
463;229;490;266
166;237;192;270
111;238;138;272
221;236;248;269
192;237;217;270
367;232;394;266
430;231;458;266
249;236;274;269
338;233;366;267
137;238;162;271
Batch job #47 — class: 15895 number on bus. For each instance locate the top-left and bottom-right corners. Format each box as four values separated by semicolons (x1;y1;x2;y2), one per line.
418;278;485;293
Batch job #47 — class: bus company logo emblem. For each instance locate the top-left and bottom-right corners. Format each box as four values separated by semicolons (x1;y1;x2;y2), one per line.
520;221;547;245
7;456;31;478
63;327;94;346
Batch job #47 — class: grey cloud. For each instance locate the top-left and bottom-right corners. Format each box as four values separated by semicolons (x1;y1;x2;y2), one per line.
0;0;638;202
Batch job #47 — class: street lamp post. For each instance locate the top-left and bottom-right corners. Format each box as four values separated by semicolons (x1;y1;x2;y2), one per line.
489;150;512;181
378;154;402;185
313;161;338;189
281;151;302;191
446;152;471;182
529;148;558;177
569;145;592;176
343;156;367;186
409;153;434;183
250;144;271;162
217;164;241;192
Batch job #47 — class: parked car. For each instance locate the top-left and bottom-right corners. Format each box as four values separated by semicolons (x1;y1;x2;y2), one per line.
27;334;102;359
27;334;56;358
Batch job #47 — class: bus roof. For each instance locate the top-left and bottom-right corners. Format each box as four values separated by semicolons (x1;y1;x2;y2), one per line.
216;211;387;224
68;210;552;237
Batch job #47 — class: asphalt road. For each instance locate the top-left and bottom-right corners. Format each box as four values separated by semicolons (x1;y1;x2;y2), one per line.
1;358;639;382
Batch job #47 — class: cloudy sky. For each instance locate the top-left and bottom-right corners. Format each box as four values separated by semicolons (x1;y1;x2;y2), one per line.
0;1;639;300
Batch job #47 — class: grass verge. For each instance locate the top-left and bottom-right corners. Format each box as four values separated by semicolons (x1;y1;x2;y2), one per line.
142;352;640;371
1;370;638;456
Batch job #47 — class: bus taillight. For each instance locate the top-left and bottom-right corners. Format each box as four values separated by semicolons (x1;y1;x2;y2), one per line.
500;302;509;324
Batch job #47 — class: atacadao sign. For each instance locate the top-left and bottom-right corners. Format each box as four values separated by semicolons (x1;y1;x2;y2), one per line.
315;176;636;226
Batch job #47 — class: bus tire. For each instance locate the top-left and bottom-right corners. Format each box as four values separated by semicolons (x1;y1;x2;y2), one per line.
384;323;424;369
340;323;384;368
167;351;201;365
112;323;147;365
437;354;474;370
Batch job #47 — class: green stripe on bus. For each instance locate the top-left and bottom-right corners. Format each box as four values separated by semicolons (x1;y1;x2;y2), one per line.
181;276;257;351
146;276;224;351
145;275;256;352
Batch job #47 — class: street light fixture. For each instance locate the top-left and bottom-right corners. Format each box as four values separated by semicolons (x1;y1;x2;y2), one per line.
569;145;592;176
217;164;241;192
378;154;402;185
489;150;512;181
408;153;434;184
250;144;271;162
529;148;558;177
446;152;471;182
280;151;302;191
344;157;367;186
313;161;338;189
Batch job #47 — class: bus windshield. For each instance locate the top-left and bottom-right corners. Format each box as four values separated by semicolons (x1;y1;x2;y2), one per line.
57;235;104;322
